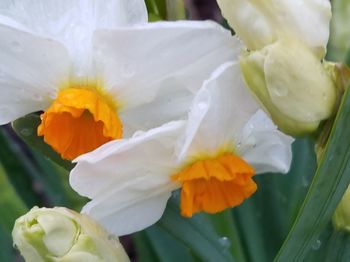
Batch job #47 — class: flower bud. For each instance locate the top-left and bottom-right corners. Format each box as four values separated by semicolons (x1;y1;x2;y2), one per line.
240;39;337;136
333;186;350;232
12;207;130;262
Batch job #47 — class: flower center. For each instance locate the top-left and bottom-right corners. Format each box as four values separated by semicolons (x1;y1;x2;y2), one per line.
38;88;122;160
172;153;257;217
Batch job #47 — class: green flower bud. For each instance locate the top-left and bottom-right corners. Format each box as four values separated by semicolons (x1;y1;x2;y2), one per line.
333;186;350;232
12;207;130;262
240;39;337;136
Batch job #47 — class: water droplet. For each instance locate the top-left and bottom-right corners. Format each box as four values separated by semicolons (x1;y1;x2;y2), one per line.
33;93;43;101
20;128;33;137
273;85;289;97
312;239;321;250
11;41;23;53
301;176;310;188
305;112;313;121
122;64;135;78
48;90;58;99
218;237;231;250
322;93;328;101
197;102;207;110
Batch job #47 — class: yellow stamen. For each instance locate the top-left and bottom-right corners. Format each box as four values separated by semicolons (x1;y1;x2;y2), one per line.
38;88;122;160
172;154;257;217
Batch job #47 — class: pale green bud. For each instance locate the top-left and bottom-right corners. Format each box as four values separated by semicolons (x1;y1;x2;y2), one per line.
12;207;130;262
240;39;337;136
333;186;350;232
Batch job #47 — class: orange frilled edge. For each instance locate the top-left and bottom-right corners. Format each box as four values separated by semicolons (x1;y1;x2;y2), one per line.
38;88;122;160
172;154;257;217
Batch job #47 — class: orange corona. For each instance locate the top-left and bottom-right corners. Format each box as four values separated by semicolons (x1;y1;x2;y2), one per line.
172;153;257;217
38;87;122;160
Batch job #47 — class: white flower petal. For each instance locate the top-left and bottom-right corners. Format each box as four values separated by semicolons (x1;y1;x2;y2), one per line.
238;110;294;174
70;121;184;236
176;62;259;160
217;0;331;56
0;0;147;36
0;24;70;124
121;81;193;137
0;0;147;76
93;21;241;109
82;190;172;236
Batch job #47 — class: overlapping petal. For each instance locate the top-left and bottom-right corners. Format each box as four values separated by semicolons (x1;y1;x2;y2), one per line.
70;121;184;235
237;110;294;174
0;24;70;125
176;62;259;161
93;21;241;135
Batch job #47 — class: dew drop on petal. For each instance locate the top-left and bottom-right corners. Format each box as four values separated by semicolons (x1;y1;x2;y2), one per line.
218;237;231;251
122;63;135;78
11;41;23;53
272;85;289;97
33;93;43;101
48;90;58;100
197;102;208;110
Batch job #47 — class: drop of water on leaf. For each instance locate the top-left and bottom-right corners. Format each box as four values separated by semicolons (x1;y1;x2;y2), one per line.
312;239;321;250
20;128;34;137
301;176;310;188
218;237;231;250
11;41;23;53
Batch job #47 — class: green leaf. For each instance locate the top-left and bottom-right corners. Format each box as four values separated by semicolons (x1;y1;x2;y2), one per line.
145;0;167;20
232;139;316;262
12;114;74;171
157;196;235;262
209;211;247;262
0;226;16;261
0;128;42;207
0;163;27;236
133;232;160;262
275;86;350;261
146;226;195;262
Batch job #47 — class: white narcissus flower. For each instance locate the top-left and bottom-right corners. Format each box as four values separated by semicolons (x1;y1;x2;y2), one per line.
216;0;337;136
0;0;239;160
70;62;294;236
13;207;130;262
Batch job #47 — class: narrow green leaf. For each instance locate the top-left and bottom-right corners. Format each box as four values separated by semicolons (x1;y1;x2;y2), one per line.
209;211;247;262
158;196;234;262
12;114;74;171
0;163;27;236
145;0;167;20
133;232;160;262
0;226;16;261
275;86;350;261
146;226;195;262
0;128;42;207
